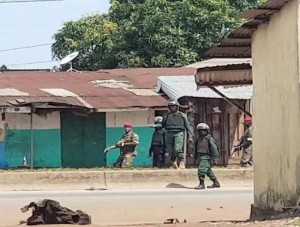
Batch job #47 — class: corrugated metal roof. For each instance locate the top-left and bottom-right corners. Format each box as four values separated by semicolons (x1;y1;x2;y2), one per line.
0;68;195;109
205;0;291;58
195;69;252;86
185;58;252;69
157;76;252;100
125;89;160;96
0;88;29;96
40;89;78;97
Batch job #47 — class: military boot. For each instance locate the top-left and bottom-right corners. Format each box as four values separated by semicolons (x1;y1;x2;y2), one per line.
171;161;178;169
195;179;205;190
207;179;221;189
179;161;185;169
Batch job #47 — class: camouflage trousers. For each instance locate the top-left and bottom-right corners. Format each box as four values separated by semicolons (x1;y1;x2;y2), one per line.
198;158;216;181
114;152;135;168
240;145;253;167
165;131;184;162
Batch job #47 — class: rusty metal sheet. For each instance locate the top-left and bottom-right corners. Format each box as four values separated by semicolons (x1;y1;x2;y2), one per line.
0;68;192;109
186;58;252;69
195;69;252;86
205;47;251;58
239;9;275;20
84;95;167;109
205;0;291;59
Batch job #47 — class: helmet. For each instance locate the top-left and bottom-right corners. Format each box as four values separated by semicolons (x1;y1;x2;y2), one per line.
196;123;210;130
244;117;252;124
154;116;163;123
168;100;178;106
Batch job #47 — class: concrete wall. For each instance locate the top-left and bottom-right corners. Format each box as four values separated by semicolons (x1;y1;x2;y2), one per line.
106;109;155;167
2;109;157;169
5;112;61;168
252;0;300;210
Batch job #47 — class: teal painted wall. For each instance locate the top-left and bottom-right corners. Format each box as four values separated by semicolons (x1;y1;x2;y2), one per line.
106;127;154;167
61;113;106;168
6;129;61;168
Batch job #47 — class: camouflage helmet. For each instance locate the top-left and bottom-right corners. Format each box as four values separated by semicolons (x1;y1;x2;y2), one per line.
196;123;210;130
168;100;178;106
154;116;163;123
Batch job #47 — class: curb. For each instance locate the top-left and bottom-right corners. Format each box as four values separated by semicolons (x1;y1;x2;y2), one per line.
0;168;253;191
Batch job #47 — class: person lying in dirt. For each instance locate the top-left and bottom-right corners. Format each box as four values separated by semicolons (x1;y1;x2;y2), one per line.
19;199;91;225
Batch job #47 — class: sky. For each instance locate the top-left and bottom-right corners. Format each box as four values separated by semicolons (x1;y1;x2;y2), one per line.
0;0;110;69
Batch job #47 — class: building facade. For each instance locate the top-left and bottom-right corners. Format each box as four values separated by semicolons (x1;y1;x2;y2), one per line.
0;68;196;169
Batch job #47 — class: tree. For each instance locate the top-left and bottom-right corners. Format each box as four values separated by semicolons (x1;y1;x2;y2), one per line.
228;0;263;11
52;15;119;70
0;65;8;72
109;0;240;68
52;0;262;70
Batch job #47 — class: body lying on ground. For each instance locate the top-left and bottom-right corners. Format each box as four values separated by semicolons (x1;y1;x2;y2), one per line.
20;199;91;225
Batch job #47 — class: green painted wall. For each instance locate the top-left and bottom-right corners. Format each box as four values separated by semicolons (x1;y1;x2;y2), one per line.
5;114;155;168
6;129;61;168
106;127;154;167
61;113;106;168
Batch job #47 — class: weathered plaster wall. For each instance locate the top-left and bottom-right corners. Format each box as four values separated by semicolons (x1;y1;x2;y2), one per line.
106;109;155;167
252;0;300;210
5;112;61;168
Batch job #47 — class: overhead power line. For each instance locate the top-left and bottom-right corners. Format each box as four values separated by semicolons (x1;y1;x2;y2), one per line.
0;43;53;52
6;60;56;66
0;0;62;3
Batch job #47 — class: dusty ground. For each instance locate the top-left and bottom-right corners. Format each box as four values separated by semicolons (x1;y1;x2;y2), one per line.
3;220;300;227
2;188;295;227
1;188;252;226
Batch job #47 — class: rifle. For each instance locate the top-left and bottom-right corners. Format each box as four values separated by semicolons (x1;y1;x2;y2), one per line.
103;145;118;154
230;138;243;157
103;139;137;154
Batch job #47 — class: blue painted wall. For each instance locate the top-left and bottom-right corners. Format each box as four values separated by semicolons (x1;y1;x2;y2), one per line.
0;143;8;168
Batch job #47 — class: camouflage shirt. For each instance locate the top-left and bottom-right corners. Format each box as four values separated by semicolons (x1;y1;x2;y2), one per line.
240;126;253;149
117;131;139;153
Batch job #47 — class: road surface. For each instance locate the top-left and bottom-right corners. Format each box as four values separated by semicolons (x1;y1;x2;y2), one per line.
0;188;253;226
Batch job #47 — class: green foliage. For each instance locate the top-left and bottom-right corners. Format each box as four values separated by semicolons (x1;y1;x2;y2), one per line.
0;65;8;71
52;0;262;70
52;15;118;70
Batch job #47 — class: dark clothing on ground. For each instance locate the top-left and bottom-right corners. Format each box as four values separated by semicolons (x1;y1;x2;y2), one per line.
21;199;91;225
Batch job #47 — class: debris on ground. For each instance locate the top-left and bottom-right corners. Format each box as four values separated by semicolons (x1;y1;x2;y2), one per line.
163;218;187;224
20;199;91;225
164;218;179;224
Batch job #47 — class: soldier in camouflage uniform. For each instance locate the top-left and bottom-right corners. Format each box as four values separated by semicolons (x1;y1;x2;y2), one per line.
194;123;221;190
240;117;253;167
149;116;167;168
162;100;193;169
104;123;139;168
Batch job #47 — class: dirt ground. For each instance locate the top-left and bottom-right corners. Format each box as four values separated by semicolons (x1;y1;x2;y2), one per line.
4;219;300;227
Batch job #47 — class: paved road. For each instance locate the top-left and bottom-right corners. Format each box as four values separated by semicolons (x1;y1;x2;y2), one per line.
0;188;253;226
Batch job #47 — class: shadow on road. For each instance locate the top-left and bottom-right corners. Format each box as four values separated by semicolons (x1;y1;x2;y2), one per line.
85;187;108;191
165;183;195;189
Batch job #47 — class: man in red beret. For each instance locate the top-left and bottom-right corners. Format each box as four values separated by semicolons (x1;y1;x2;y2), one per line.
240;117;253;167
104;122;139;168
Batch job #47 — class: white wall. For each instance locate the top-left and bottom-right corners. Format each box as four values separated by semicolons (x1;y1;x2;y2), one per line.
106;109;155;128
5;112;60;130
